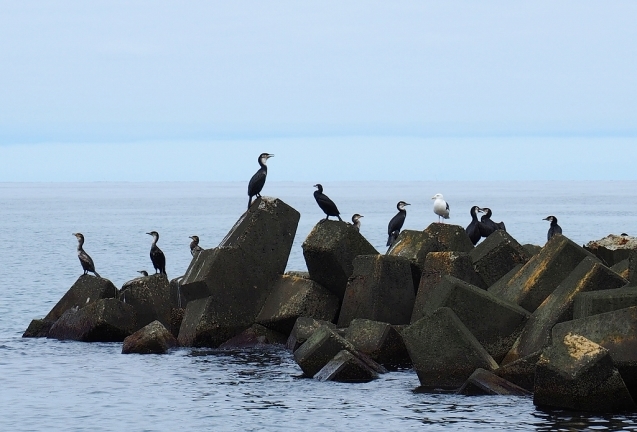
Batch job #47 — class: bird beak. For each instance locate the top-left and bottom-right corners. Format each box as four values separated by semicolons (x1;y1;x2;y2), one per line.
542;217;549;221
313;184;318;188
405;203;411;206
360;215;364;218
267;154;274;158
477;208;483;213
431;196;435;200
189;236;194;240
146;232;151;236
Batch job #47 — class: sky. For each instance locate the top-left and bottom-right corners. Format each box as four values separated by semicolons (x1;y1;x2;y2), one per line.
0;1;636;181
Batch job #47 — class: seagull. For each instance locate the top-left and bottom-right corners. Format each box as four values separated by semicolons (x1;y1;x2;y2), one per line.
432;193;450;223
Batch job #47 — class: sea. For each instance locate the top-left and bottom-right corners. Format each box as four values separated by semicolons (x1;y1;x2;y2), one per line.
2;181;637;431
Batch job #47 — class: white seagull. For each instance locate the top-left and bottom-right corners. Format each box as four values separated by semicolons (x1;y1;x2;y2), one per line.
432;193;450;223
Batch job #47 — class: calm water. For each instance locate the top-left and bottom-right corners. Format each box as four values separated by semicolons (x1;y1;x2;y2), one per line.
2;181;637;431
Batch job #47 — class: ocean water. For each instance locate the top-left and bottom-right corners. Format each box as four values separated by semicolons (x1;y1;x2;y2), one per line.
2;181;637;431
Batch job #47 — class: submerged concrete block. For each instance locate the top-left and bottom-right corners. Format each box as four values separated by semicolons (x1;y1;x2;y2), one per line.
256;275;339;335
402;307;498;389
534;333;636;413
573;286;637;319
48;298;135;342
411;275;530;363
338;255;415;327
490;235;598;313
293;325;359;377
218;324;287;349
119;274;172;331
469;230;530;288
122;320;178;354
44;275;118;322
286;317;336;352
458;368;532;396
302;220;379;300
495;351;542;392
314;350;380;383
181;197;300;323
22;319;55;338
344;319;411;369
584;234;637;267
503;258;627;365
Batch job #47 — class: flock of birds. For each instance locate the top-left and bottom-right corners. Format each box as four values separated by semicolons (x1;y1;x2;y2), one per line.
71;152;564;279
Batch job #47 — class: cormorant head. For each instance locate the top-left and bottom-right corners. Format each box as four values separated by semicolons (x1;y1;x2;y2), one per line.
146;231;160;241
543;216;558;223
397;201;411;210
471;206;482;215
313;184;323;193
482;207;493;217
432;193;444;201
259;153;274;165
73;233;85;242
138;270;149;276
352;214;363;223
189;235;199;243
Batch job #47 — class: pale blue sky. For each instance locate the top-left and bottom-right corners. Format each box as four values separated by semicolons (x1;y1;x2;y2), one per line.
0;1;636;181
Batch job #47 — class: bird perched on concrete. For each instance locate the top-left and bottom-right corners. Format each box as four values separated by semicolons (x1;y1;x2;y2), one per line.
465;206;483;246
543;216;562;241
479;207;506;238
313;184;342;222
146;231;166;275
72;233;101;277
138;270;149;276
432;193;450;223
387;201;410;248
351;214;363;231
247;153;274;209
189;235;203;256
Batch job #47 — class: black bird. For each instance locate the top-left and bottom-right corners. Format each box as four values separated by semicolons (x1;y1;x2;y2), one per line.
465;206;483;246
247;153;274;209
387;201;410;248
313;184;342;222
189;235;203;256
543;216;562;241
146;231;167;275
351;214;363;232
72;233;101;277
138;270;149;277
479;207;506;238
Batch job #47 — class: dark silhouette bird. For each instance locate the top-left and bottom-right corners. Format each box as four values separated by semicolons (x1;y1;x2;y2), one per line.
138;270;149;277
146;231;166;275
465;206;483;246
72;233;101;277
432;193;450;223
247;153;274;209
543;216;562;241
313;184;342;222
189;235;203;256
387;201;410;248
351;214;363;231
479;207;506;238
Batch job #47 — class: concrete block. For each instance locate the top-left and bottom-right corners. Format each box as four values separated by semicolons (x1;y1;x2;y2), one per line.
314;350;379;383
573;286;637;319
119;273;172;331
122;320;178;354
523;244;542;257
44;275;118;322
584;234;637;267
495;351;542;392
469;230;530;287
285;317;336;352
344;319;411;369
458;368;532;396
293;325;359;377
22;319;55;338
256;275;339;335
611;259;630;279
219;324;287;349
302;220;378;299
402;307;498;389
338;255;415;327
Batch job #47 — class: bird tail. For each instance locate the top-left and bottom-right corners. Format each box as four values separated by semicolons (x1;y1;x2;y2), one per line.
248;196;252;210
387;232;397;247
93;271;101;278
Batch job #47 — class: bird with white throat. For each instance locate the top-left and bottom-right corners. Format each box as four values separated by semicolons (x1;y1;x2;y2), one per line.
432;193;450;223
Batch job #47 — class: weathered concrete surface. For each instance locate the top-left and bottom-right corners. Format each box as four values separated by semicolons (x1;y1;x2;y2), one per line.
552;307;637;397
458;368;532;396
48;299;135;342
22;319;55;338
338;255;415;327
387;224;475;290
218;324;287;349
302;220;378;300
286;317;336;352
180;198;300;323
402;307;498;389
314;350;379;383
413;252;486;317
256;275;339;335
573;286;637;319
534;333;636;413
630;250;637;285
611;259;630;279
293;325;359;377
495;351;542;392
169;276;185;309
490;235;598;313
344;319;411;369
469;230;530;288
503;258;628;365
170;308;185;338
44;275;118;322
285;271;310;279
118;274;172;331
523;244;542;257
487;264;523;294
584;234;637;267
122;320;178;354
177;296;250;348
411;275;530;363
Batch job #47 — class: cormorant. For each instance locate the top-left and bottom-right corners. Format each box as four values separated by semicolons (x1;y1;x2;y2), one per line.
543;216;562;241
479;207;506;238
432;193;450;223
247;153;274;209
138;270;149;277
189;235;203;256
387;201;410;247
146;231;167;275
313;184;342;222
465;206;483;246
72;233;101;277
351;214;363;232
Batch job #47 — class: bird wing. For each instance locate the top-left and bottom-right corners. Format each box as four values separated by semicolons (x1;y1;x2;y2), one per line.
248;169;267;196
314;193;340;215
79;251;96;272
446;202;450;211
388;212;406;236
